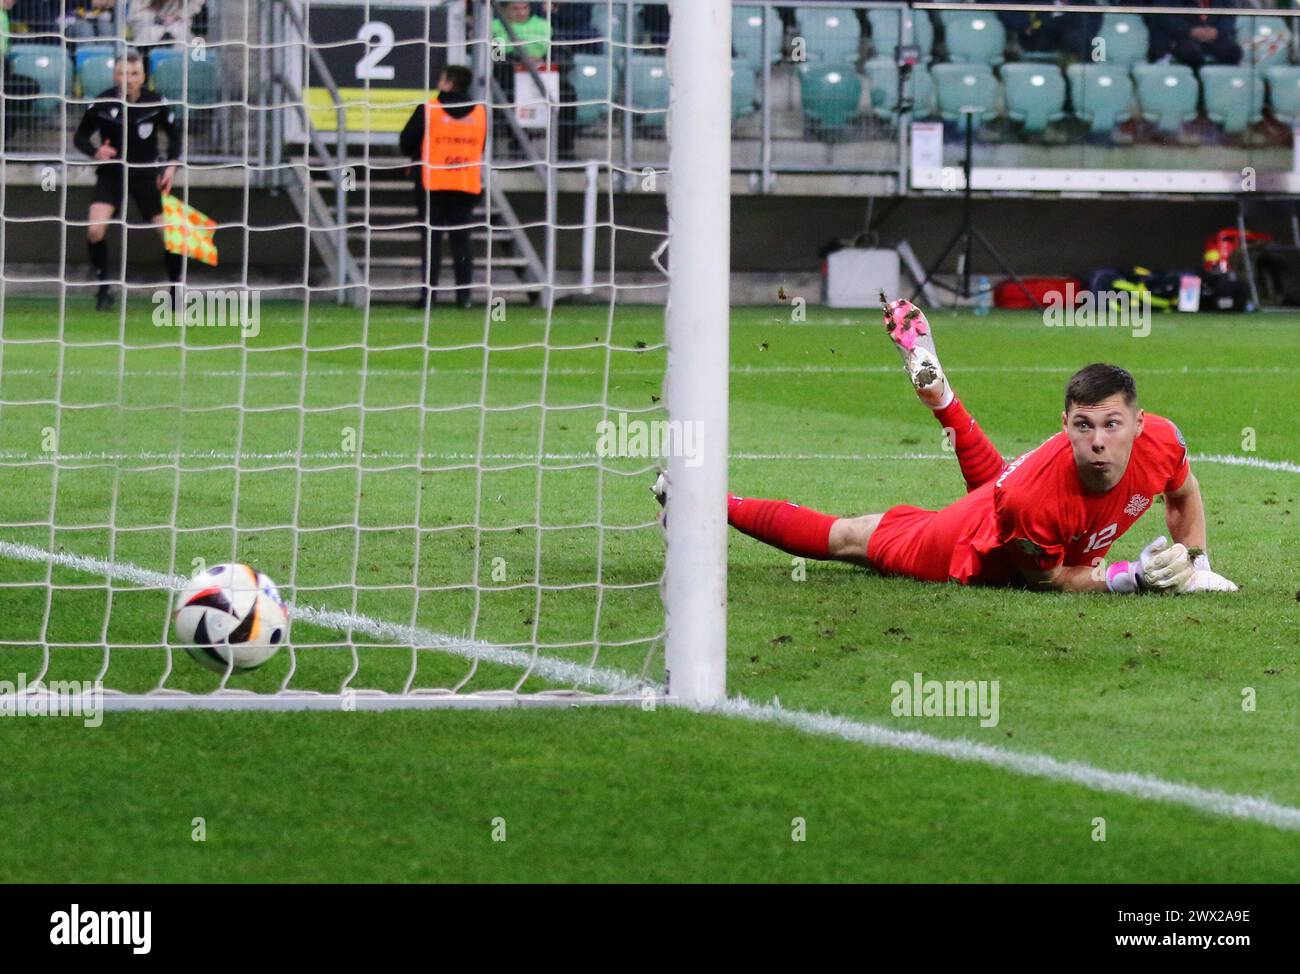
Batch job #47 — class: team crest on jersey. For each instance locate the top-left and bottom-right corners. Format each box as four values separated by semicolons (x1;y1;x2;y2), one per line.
1124;493;1151;518
137;121;154;139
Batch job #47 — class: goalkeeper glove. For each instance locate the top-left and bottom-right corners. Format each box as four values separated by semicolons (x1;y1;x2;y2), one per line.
1105;536;1193;593
1181;551;1239;593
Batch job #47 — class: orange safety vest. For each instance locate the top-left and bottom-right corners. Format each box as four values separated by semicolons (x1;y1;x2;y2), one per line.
420;100;487;194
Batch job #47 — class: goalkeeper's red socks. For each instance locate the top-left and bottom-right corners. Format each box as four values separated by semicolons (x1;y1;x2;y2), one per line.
933;396;1006;493
727;494;835;559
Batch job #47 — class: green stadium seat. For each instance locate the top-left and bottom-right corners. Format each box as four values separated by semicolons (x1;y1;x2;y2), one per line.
7;45;72;117
592;4;631;46
798;62;863;135
1238;16;1291;69
1133;63;1199;133
942;12;1006;67
731;61;758;122
932;62;999;124
794;7;861;63
1201;65;1265;134
1066;62;1135;135
151;54;221;106
733;6;784;64
1093;14;1149;67
1000;63;1066;133
571;54;615;128
76;50;118;99
627;55;669;130
867;9;935;62
864;59;936;122
1265;64;1300;126
145;45;184;76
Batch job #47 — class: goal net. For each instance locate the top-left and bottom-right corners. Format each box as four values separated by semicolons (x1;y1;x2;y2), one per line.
0;0;729;711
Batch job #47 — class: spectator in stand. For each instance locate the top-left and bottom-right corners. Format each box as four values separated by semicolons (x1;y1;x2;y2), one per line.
0;0;12;53
1149;0;1242;69
61;0;118;41
491;1;576;160
641;3;668;45
999;0;1100;61
551;1;599;55
128;0;204;72
12;0;57;37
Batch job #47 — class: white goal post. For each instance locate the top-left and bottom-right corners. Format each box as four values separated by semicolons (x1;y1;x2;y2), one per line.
0;0;730;712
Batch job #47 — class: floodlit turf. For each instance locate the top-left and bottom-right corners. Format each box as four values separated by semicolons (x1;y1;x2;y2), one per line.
1;295;1298;882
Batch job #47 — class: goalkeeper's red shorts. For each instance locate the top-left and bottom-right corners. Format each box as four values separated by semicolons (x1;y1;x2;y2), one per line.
866;503;982;584
866;501;1021;587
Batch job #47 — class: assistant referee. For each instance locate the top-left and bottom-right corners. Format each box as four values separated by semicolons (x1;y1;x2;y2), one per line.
73;52;183;311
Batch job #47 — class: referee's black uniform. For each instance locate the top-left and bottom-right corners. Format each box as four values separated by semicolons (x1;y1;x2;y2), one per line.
74;87;184;303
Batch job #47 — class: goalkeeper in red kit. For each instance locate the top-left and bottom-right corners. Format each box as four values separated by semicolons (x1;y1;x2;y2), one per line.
658;298;1238;595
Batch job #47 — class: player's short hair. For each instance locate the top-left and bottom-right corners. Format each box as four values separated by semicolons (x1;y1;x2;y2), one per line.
442;65;473;94
120;52;144;66
1064;363;1137;412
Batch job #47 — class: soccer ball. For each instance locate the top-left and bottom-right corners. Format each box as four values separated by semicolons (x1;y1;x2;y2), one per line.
174;563;289;673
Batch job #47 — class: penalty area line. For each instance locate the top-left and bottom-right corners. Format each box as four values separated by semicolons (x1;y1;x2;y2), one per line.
2;540;1299;832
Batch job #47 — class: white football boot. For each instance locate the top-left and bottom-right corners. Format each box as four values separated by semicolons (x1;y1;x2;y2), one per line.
882;294;951;409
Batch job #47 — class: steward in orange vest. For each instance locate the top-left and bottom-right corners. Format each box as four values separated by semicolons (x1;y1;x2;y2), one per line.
399;66;485;310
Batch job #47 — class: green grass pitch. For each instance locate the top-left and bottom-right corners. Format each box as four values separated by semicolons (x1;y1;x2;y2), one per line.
1;295;1298;882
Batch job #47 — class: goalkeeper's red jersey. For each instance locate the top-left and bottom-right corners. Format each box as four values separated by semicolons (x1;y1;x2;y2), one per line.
906;413;1190;585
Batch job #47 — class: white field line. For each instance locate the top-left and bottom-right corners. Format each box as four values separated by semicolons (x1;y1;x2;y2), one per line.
2;539;1300;833
2;364;1298;379
0;540;638;694
711;698;1300;832
0;450;1297;475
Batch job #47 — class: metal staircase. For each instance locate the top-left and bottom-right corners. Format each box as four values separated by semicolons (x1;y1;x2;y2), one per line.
263;0;548;307
313;154;546;305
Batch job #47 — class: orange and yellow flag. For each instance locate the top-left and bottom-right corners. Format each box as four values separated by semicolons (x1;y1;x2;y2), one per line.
161;193;219;266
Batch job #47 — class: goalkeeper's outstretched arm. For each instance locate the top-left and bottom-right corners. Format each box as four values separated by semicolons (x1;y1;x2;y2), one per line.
1164;471;1206;551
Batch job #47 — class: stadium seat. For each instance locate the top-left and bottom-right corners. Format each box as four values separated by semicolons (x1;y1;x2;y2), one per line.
942;13;1006;67
1066;62;1135;135
627;55;669;130
1133;63;1199;134
571;54;615;128
733;6;784;64
867;9;935;63
145;45;184;77
798;63;863;135
6;45;72;117
1201;65;1265;135
794;7;861;63
864;60;936;122
1238;16;1291;69
732;61;758;122
1093;14;1149;67
150;55;221;106
1000;63;1066;134
932;62;1000;124
591;4;631;46
1265;64;1300;126
75;49;118;99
